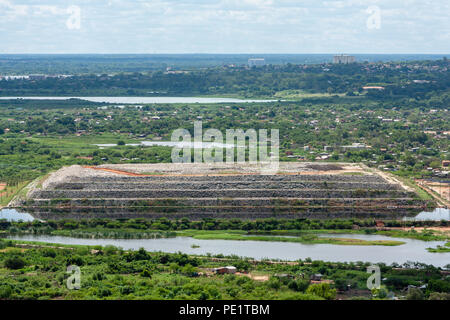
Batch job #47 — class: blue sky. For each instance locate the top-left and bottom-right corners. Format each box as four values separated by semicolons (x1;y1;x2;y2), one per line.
0;0;449;53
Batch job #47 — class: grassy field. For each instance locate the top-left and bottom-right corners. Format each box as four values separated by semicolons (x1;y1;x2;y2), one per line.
273;90;346;99
393;175;434;201
0;181;30;207
176;230;405;246
29;133;141;155
248;229;449;242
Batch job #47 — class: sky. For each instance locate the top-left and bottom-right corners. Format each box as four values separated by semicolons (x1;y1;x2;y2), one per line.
0;0;449;54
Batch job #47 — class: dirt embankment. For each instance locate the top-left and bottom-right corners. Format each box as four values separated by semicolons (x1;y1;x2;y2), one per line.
388;226;450;236
415;180;449;208
0;183;6;195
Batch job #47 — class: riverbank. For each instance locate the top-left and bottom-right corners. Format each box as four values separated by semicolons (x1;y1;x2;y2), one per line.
1;229;406;246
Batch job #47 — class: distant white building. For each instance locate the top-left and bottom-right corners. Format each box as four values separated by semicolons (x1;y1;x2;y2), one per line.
248;58;266;67
333;55;356;64
341;143;369;150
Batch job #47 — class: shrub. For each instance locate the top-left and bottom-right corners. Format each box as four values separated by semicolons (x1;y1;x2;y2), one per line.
180;264;197;277
4;257;26;270
306;283;337;300
92;272;106;281
42;248;57;258
140;269;152;278
406;288;424;300
267;277;281;290
0;285;12;298
66;255;84;266
288;279;310;292
428;292;450;300
97;287;112;298
119;286;135;295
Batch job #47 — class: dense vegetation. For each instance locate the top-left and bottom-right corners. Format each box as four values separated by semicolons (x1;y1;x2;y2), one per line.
0;59;448;188
1;58;449;97
0;95;448;185
1;218;448;243
0;58;449;301
1;54;445;75
0;238;449;300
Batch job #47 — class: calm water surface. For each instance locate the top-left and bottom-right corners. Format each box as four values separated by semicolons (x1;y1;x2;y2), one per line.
1;208;448;266
4;233;449;267
0;97;277;104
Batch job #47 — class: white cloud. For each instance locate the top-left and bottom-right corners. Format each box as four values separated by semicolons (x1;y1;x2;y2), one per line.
0;0;448;53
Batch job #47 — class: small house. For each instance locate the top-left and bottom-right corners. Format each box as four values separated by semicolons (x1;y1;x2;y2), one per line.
375;220;385;228
214;266;237;275
310;274;323;281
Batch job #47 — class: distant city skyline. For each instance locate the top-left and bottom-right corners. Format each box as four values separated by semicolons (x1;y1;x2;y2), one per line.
0;0;449;54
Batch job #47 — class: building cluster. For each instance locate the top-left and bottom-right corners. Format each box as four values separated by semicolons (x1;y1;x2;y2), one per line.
333;55;356;64
0;74;72;81
248;58;266;68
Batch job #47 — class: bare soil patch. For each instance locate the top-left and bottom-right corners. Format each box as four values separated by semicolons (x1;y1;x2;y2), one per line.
306;164;343;171
388;226;450;236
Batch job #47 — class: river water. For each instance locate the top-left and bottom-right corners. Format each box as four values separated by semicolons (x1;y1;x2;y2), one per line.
4;233;449;267
0;97;277;104
1;208;448;266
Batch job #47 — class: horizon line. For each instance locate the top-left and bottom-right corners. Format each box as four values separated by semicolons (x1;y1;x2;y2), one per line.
0;53;449;55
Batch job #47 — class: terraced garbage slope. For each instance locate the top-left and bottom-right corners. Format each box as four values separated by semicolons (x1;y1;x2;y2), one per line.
20;163;433;220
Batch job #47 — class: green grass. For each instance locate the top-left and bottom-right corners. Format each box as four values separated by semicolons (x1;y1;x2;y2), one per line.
393;175;433;201
250;229;449;242
29;133;141;154
273;90;345;99
0;181;30;207
427;242;450;253
51;228;176;239
176;230;405;246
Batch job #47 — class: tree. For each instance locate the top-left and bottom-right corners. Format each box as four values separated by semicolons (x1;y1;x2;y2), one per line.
288;279;310;292
140;269;152;278
181;264;198;277
428;292;450;300
406;288;424;300
4;257;26;270
306;283;337;300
